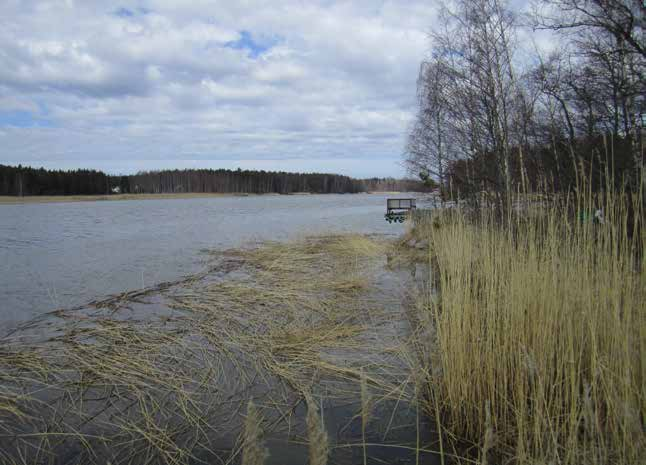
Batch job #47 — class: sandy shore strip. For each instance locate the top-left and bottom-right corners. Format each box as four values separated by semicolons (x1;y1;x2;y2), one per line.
0;191;397;205
0;192;285;204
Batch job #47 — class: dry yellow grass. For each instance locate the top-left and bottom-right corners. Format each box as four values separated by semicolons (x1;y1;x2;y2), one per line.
413;185;645;464
0;234;415;464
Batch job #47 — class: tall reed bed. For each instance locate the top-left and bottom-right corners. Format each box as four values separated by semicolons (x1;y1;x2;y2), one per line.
415;186;644;464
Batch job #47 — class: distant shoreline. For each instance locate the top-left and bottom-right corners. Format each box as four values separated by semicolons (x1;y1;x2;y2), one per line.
0;191;403;205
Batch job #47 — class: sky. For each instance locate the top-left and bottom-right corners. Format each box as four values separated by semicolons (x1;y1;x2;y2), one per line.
0;0;447;178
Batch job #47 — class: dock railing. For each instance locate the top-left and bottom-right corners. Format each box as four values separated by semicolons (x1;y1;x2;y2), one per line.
386;198;416;212
385;198;416;223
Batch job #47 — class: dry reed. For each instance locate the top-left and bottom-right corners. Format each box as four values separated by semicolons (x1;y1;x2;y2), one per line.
242;400;268;465
413;183;645;464
360;369;372;465
305;394;329;465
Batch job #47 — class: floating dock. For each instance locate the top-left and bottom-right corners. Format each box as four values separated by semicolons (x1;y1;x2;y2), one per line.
385;198;416;223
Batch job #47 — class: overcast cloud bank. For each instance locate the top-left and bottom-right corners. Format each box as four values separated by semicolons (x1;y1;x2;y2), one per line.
0;1;448;177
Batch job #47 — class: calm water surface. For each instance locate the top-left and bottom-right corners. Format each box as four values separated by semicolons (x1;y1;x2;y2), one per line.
0;193;411;328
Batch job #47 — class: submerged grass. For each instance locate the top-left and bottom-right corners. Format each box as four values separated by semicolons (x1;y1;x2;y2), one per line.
411;186;645;464
0;234;418;464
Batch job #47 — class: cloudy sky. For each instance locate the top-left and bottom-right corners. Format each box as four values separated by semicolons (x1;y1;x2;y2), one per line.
0;1;450;177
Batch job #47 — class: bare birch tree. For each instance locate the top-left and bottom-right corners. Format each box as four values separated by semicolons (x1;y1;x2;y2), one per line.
406;0;525;201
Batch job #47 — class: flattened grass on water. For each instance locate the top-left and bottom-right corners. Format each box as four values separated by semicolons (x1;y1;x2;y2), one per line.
0;234;411;464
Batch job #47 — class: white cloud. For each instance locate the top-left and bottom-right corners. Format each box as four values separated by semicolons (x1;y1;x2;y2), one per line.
0;0;443;177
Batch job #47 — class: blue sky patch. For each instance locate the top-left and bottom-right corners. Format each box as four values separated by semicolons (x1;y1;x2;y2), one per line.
0;110;54;128
224;31;277;58
114;7;135;18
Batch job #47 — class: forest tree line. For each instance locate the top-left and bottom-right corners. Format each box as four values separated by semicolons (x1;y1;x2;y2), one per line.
406;0;644;201
361;177;437;192
0;165;430;196
0;165;111;196
119;169;365;195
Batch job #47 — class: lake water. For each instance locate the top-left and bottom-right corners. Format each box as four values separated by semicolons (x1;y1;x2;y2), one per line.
0;193;412;329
